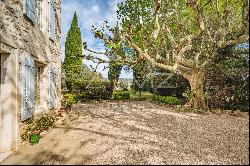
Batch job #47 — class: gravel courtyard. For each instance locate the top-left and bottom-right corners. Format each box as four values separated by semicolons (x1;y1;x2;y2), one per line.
1;101;249;165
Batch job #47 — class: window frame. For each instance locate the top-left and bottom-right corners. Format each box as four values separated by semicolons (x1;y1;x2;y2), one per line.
49;0;56;41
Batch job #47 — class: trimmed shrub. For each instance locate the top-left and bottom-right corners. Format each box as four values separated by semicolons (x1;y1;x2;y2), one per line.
152;95;181;106
62;93;78;109
76;81;114;100
113;91;130;100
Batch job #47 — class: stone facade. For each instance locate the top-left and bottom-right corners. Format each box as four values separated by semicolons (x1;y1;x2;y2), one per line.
0;0;61;161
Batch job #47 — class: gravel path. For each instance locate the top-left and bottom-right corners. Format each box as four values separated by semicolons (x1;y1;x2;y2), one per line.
1;101;249;165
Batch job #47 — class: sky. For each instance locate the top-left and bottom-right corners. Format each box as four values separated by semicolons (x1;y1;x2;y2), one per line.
61;0;133;79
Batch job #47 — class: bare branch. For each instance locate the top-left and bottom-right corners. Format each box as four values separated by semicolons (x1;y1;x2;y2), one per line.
177;45;192;58
151;0;161;40
187;0;212;43
194;52;201;67
162;23;177;47
123;32;193;73
85;47;107;55
242;0;249;34
82;52;140;68
188;0;205;32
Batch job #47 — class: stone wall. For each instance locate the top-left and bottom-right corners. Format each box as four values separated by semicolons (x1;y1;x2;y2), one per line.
0;0;61;61
0;0;61;155
0;0;61;110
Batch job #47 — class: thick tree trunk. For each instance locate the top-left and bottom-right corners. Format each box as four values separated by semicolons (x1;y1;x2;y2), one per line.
184;70;207;110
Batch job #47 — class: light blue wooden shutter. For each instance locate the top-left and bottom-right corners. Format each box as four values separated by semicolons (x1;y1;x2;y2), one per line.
24;0;30;18
24;0;36;23
29;0;36;23
29;58;35;112
49;0;56;40
21;57;35;120
49;66;56;109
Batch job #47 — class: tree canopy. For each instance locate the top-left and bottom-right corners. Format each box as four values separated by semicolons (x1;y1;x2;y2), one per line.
83;0;249;109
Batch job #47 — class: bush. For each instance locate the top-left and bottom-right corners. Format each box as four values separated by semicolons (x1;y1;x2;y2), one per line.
113;91;130;100
205;63;249;111
155;87;186;98
204;48;249;111
119;82;129;91
62;93;78;109
20;114;55;144
152;95;181;106
76;81;114;100
35;115;55;131
129;91;153;100
29;134;40;145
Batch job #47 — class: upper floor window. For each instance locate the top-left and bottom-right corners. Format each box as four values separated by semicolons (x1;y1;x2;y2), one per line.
23;0;56;39
24;0;36;24
49;0;56;40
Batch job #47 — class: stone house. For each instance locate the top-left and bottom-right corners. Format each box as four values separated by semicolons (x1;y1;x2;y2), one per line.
0;0;61;161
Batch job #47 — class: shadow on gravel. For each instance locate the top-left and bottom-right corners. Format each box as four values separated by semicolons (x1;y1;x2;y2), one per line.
1;101;249;165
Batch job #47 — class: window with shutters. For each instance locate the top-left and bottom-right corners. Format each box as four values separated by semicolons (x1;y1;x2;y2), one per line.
24;0;36;24
49;0;56;40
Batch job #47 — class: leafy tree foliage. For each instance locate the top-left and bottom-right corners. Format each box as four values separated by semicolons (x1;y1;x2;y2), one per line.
108;60;122;86
83;0;249;109
205;45;249;110
116;0;249;109
132;59;148;97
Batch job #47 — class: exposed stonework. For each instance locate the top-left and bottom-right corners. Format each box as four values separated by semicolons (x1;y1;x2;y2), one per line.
0;0;61;161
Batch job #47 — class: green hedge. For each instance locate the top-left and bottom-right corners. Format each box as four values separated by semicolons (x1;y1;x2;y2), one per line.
152;95;181;106
76;81;114;100
113;91;130;100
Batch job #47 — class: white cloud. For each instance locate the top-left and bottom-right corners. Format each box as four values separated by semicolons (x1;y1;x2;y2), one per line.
61;0;130;78
91;5;99;13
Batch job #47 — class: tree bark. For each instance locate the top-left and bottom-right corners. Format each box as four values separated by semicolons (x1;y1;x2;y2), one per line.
184;69;207;110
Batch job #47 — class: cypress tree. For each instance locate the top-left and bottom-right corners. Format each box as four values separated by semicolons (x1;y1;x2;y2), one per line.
63;12;83;90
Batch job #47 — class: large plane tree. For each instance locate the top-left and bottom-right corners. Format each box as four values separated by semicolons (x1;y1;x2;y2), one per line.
83;0;249;109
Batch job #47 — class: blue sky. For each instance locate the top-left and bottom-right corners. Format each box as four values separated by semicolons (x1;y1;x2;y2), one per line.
61;0;133;79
